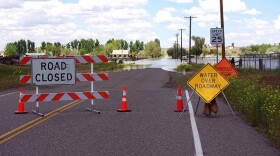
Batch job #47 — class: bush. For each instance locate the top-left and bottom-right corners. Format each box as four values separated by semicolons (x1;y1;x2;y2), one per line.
175;64;192;72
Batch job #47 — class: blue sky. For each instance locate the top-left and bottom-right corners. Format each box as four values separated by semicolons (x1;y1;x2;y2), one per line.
0;0;280;50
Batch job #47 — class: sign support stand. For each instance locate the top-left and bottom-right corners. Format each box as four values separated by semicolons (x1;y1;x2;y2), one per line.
32;86;44;116
85;63;100;114
195;97;201;114
221;91;236;119
194;93;236;119
179;88;196;119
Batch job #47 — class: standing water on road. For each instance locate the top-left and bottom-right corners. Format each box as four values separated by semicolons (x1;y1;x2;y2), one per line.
124;58;183;72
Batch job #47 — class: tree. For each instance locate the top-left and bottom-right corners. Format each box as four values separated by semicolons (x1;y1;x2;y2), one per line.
167;45;187;59
45;42;53;56
144;40;162;58
61;48;71;56
95;39;100;48
27;40;32;52
154;38;160;47
191;36;205;56
167;47;176;59
52;46;61;56
4;43;17;56
16;39;27;55
79;48;87;55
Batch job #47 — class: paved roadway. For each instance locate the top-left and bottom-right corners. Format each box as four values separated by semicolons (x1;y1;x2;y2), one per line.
0;68;279;156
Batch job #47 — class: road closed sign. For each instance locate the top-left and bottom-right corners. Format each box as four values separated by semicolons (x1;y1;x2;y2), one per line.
188;63;229;103
215;58;238;79
32;58;76;86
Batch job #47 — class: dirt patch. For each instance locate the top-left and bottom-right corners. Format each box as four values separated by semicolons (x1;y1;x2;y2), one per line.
260;72;280;89
162;71;194;88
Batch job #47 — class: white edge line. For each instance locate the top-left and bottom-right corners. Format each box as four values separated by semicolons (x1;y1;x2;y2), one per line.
186;90;203;156
0;91;18;98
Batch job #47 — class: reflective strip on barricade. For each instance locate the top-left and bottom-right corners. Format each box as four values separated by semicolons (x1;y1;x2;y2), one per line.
76;73;109;82
19;55;108;65
20;91;109;103
20;73;109;84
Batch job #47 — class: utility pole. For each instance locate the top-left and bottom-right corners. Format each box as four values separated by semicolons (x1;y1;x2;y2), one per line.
174;41;177;59
185;16;196;64
220;0;225;58
176;33;179;59
178;29;186;63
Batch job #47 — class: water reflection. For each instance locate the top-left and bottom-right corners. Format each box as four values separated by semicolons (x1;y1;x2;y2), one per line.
124;58;182;72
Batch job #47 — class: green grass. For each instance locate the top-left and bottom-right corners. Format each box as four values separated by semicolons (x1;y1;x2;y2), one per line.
175;63;204;73
0;64;30;91
224;69;280;148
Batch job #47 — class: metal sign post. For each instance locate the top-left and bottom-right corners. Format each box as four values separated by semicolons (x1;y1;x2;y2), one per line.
179;88;196;119
32;86;44;116
85;63;100;114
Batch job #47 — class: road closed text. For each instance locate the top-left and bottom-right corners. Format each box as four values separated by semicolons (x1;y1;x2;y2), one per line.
35;72;73;82
32;58;76;85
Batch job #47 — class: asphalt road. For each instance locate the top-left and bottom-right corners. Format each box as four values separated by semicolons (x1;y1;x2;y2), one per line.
0;68;279;156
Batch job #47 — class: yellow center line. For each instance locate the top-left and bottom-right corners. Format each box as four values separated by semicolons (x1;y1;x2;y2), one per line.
0;100;78;140
0;100;83;145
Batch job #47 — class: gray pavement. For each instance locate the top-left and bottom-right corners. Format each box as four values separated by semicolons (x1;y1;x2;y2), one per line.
0;68;279;156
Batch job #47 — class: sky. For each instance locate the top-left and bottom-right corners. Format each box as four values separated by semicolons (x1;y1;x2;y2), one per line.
1;0;280;51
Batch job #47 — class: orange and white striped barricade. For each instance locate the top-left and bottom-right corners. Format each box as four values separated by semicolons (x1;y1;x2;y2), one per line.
18;55;109;116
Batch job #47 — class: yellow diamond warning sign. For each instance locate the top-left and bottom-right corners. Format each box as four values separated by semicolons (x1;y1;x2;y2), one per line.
187;63;229;103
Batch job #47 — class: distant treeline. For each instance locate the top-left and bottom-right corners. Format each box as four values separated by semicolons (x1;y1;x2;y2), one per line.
239;43;280;54
3;38;162;58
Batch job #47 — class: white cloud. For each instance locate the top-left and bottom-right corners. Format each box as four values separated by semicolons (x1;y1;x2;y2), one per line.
274;15;280;29
193;13;229;27
167;23;188;30
246;18;268;29
78;0;147;10
0;0;154;49
198;0;247;12
167;0;193;3
0;0;21;8
154;8;184;23
241;8;261;15
183;7;205;15
125;31;158;42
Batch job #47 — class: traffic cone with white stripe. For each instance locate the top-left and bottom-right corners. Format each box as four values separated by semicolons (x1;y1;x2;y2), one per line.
117;86;131;112
15;88;28;114
174;85;186;112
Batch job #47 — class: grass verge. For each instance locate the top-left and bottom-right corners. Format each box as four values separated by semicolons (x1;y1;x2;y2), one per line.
224;68;280;148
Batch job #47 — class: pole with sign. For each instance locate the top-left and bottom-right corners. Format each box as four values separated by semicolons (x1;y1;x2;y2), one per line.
210;28;224;63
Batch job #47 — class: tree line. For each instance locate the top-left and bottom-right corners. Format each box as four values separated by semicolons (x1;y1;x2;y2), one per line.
167;36;206;59
239;43;280;55
167;36;280;58
4;38;162;58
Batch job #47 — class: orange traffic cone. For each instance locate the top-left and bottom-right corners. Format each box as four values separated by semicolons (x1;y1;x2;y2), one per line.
117;86;131;112
15;88;28;114
174;85;186;112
